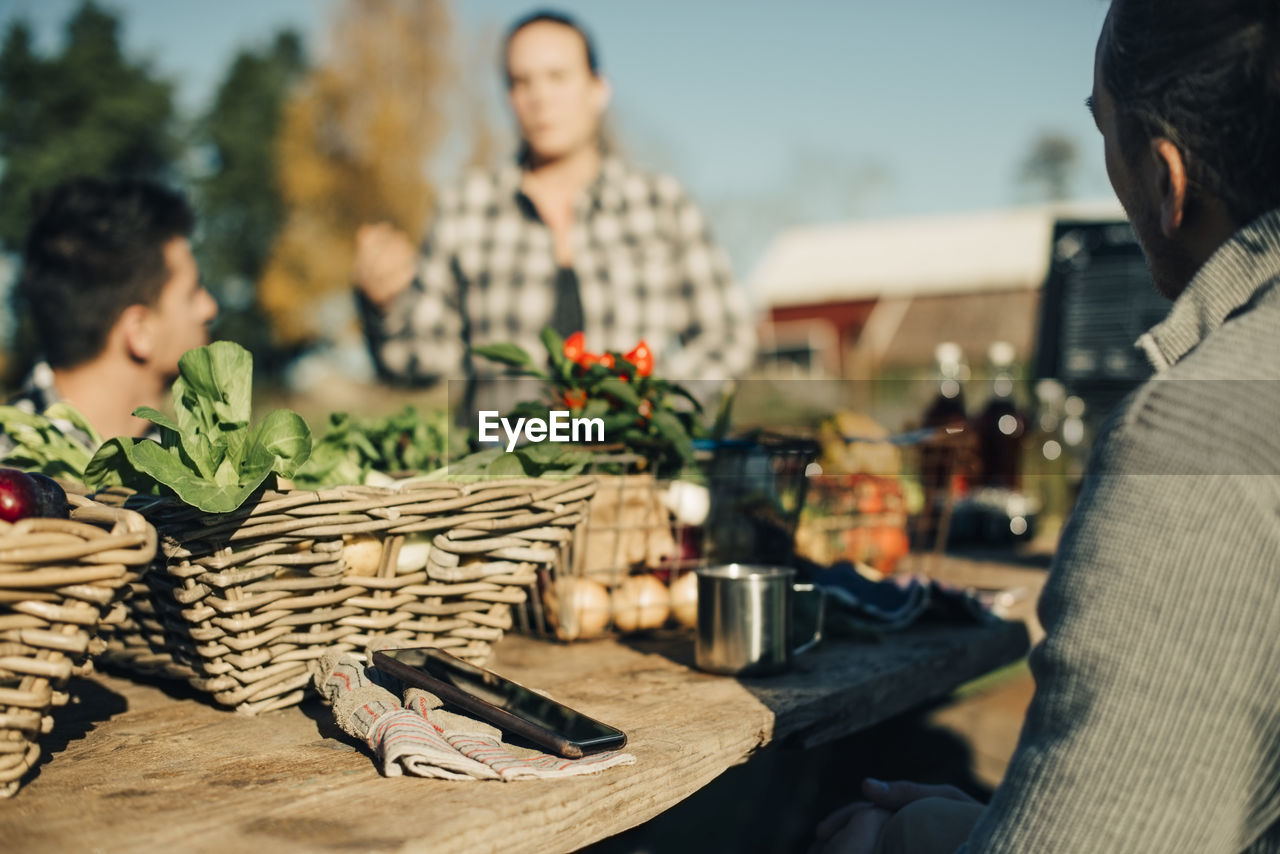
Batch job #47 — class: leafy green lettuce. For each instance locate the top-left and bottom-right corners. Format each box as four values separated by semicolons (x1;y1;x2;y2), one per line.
0;402;102;482
84;342;312;513
293;406;466;488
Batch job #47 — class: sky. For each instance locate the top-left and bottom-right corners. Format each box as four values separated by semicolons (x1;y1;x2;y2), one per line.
2;0;1116;276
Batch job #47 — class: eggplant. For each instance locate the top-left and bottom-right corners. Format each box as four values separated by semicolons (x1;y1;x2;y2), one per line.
26;473;70;519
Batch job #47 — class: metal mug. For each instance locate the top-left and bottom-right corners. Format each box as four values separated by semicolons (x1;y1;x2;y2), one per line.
694;564;826;676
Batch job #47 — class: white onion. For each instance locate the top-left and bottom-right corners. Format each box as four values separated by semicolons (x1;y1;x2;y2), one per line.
663;481;711;527
669;571;698;629
396;534;433;572
612;574;671;633
564;578;612;640
342;533;383;576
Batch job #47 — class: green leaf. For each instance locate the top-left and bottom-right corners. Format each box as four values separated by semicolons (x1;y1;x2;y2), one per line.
0;404;97;481
540;327;567;373
517;444;591;477
82;342;314;512
472;342;538;371
90;436;272;513
244;409;312;478
485;452;528;478
518;442;569;465
132;406;181;435
181;340;254;426
711;387;735;440
44;403;104;448
597;376;641;407
665;382;706;413
652;409;696;463
581;398;610;420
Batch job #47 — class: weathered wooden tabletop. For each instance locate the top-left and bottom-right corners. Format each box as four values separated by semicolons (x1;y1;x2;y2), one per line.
0;619;1028;854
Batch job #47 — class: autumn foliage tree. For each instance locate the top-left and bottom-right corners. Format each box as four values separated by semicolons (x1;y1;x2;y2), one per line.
260;0;453;348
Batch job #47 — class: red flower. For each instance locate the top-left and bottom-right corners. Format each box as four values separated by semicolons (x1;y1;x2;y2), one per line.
625;341;654;377
562;389;588;410
563;331;586;364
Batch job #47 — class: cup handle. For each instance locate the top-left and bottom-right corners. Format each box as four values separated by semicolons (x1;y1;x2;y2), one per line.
791;582;825;656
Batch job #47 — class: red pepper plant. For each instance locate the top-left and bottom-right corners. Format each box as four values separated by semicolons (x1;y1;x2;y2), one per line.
472;328;704;477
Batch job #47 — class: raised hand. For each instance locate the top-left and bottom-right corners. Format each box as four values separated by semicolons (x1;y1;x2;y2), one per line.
353;222;418;309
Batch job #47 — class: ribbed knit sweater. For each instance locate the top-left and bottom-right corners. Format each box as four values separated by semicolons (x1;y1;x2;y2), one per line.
958;210;1280;853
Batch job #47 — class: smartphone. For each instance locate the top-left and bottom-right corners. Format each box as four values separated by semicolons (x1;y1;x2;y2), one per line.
372;646;627;759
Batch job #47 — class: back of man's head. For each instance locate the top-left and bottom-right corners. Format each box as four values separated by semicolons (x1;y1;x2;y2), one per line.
18;177;194;370
1102;0;1280;227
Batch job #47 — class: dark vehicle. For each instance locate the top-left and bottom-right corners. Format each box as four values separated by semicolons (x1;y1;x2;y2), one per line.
1034;218;1167;432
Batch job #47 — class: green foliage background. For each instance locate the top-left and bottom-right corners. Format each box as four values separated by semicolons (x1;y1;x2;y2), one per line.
0;1;306;384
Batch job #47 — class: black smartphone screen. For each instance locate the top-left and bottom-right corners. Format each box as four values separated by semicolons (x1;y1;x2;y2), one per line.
378;647;625;751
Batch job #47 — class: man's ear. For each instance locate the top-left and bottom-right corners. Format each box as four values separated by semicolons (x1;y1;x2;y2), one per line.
117;304;154;362
1151;138;1188;237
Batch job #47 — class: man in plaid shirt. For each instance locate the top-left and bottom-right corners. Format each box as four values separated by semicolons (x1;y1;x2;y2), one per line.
353;10;755;393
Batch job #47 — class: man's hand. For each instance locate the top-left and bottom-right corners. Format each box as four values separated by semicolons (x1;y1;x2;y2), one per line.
353;223;417;309
860;778;977;811
811;779;979;853
811;802;893;854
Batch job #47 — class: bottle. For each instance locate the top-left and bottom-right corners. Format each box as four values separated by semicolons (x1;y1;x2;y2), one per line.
916;343;971;550
922;342;968;431
976;341;1024;490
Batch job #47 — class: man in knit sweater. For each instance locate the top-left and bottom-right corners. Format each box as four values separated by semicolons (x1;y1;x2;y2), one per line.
814;1;1280;852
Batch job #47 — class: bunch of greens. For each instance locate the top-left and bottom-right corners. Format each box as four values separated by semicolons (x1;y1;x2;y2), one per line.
293;406;469;488
423;442;593;482
0;403;101;482
473;328;704;478
84;341;312;513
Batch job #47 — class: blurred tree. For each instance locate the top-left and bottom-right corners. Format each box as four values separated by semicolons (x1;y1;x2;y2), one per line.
0;1;178;384
1018;132;1079;202
194;31;308;377
0;2;178;250
261;0;452;348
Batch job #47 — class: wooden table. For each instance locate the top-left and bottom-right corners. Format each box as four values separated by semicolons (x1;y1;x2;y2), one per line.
0;620;1028;854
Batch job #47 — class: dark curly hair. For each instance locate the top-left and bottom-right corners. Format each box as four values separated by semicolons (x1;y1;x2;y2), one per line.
1102;0;1280;227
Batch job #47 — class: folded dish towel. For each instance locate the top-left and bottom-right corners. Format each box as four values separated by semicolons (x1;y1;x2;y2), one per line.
313;649;637;781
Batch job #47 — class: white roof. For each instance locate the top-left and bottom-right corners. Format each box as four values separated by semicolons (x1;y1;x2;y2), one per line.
749;199;1127;309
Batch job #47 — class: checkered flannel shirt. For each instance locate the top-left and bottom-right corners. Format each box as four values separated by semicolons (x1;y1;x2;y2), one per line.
359;155;757;385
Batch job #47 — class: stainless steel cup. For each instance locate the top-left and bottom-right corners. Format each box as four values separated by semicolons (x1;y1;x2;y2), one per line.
695;564;825;676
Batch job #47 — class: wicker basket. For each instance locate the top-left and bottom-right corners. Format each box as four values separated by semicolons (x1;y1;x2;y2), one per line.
0;495;156;797
97;476;595;714
520;436;820;640
795;427;975;574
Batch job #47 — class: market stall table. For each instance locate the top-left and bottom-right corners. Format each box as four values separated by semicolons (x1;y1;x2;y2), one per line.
0;619;1029;854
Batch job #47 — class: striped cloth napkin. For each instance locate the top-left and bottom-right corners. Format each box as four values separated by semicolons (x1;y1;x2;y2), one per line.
313;649;636;781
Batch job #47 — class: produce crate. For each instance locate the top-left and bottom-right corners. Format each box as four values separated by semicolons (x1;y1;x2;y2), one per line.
520;435;819;640
795;427;974;574
97;476;595;714
0;495;156;797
